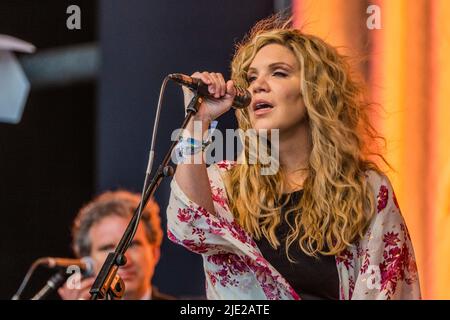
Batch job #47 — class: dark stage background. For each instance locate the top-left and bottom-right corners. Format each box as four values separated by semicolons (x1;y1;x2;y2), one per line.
0;0;274;299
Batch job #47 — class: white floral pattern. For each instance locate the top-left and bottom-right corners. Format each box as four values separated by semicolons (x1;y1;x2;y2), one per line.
167;160;421;300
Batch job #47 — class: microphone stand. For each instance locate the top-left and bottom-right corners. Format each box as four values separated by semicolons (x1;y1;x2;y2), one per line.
31;271;66;300
89;91;202;300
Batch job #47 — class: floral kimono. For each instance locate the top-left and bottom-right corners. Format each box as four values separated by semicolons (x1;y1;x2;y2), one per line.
167;160;421;300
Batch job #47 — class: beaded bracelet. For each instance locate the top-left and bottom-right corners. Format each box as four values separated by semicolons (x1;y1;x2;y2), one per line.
175;121;217;160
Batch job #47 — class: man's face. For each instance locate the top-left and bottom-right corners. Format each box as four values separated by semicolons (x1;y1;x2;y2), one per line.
88;215;159;300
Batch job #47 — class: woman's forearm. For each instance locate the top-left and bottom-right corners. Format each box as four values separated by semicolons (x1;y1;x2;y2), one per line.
173;118;215;214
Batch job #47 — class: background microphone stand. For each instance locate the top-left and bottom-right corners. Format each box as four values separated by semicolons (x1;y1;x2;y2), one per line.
31;271;66;300
89;89;203;300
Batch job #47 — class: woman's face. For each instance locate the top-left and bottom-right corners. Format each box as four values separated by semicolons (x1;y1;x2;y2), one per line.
247;43;307;136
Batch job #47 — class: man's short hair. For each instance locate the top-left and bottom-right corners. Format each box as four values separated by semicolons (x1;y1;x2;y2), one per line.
72;190;162;257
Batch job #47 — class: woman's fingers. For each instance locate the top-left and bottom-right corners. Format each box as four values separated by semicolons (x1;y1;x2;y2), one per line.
191;72;226;99
191;71;235;99
191;72;212;88
215;73;226;97
209;72;221;98
199;72;215;95
200;72;212;85
226;80;236;97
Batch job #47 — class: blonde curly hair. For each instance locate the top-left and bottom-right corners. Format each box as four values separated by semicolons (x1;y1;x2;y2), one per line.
225;15;388;259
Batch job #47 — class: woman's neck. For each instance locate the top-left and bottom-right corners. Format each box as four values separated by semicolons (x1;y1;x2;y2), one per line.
279;122;312;193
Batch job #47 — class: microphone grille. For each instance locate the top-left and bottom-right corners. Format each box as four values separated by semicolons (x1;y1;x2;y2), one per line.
233;87;252;109
81;256;95;277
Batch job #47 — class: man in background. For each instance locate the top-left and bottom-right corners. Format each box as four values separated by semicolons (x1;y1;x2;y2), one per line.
58;190;174;300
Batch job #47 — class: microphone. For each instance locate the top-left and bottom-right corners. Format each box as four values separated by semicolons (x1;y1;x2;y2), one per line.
42;257;95;277
12;256;95;300
31;272;66;300
168;73;252;109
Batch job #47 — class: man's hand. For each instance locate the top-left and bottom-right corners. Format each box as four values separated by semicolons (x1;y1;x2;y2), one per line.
58;274;96;300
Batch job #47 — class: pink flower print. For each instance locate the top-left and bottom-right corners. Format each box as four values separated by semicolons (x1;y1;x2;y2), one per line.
211;186;229;210
192;228;206;243
207;254;248;288
167;230;179;243
383;231;400;248
181;239;209;254
246;258;275;284
217;160;233;170
349;277;355;298
207;272;217;286
355;240;364;258
197;206;210;217
177;208;192;223
360;249;371;274
209;226;225;236
380;261;400;294
208;253;248;274
229;221;250;244
379;240;416;297
377;185;389;213
288;287;300;300
336;249;354;270
377;186;389;213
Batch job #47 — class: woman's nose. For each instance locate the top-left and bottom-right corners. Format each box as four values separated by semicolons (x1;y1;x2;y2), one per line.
251;76;269;94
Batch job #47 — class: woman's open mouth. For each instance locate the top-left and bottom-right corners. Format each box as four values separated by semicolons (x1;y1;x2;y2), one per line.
253;101;274;116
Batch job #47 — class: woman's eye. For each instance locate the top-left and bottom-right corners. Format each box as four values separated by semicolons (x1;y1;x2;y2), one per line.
273;71;287;77
247;76;256;83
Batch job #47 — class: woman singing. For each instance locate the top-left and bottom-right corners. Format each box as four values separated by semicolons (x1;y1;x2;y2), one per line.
167;16;421;300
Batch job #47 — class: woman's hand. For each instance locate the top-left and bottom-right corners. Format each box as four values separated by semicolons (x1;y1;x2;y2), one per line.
183;71;236;124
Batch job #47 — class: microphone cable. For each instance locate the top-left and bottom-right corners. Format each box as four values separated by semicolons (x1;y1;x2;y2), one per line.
12;257;48;300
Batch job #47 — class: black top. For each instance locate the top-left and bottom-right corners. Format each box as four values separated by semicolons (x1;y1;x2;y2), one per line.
254;190;340;300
